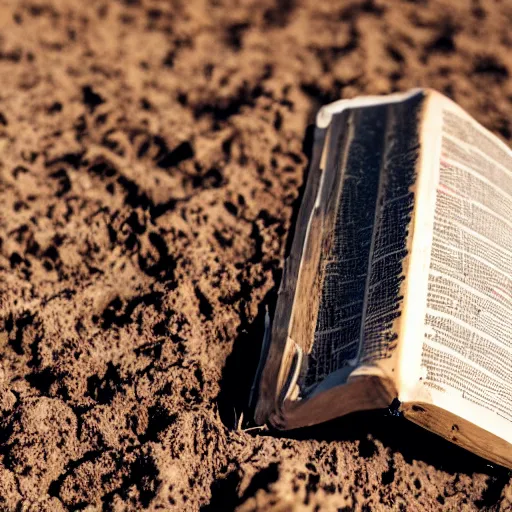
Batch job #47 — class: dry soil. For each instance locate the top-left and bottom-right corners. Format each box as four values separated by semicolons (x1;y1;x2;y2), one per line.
0;0;512;510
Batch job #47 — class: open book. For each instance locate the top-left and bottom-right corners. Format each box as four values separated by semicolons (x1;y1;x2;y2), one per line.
253;89;512;468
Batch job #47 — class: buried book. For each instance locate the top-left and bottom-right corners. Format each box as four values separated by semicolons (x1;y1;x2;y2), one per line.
253;88;512;468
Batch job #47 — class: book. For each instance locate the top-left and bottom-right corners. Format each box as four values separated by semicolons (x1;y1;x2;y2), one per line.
253;88;512;468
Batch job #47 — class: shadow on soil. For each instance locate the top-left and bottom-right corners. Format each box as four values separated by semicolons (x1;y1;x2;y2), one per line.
216;123;317;433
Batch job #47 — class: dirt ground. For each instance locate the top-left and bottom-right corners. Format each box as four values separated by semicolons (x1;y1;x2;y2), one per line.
0;0;511;510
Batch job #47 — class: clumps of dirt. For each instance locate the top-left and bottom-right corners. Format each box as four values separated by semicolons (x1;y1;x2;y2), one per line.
0;0;511;510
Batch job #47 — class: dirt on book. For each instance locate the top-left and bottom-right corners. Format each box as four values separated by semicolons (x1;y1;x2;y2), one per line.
0;0;511;510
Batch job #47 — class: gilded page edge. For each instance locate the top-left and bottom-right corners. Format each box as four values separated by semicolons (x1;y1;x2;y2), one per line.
403;398;512;468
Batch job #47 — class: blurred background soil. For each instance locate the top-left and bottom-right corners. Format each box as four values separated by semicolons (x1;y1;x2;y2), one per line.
0;0;511;510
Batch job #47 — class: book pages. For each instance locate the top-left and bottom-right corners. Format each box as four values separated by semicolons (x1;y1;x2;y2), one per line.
419;96;512;443
302;93;426;392
303;105;387;390
360;93;424;366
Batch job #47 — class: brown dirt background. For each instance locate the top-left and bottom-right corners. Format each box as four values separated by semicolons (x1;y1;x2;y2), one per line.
0;0;512;510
